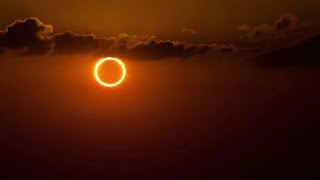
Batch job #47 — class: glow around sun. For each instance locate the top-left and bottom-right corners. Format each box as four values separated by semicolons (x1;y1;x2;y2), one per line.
94;57;126;87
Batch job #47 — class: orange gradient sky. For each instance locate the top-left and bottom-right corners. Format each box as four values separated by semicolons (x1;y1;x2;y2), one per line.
1;1;319;178
1;0;319;42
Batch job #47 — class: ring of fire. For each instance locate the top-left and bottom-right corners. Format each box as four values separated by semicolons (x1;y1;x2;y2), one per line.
94;57;126;87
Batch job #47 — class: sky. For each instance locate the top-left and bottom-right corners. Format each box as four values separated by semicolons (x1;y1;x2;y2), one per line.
1;0;319;41
0;0;320;179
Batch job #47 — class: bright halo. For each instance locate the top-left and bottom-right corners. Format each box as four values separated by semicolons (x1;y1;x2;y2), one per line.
94;57;126;87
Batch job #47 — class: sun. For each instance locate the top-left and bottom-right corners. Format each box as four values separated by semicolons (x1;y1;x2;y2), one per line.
94;57;126;87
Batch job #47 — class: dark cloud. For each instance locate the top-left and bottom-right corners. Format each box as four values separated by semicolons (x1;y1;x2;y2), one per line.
0;17;53;55
125;39;211;59
0;17;236;59
275;14;297;31
253;34;320;67
52;32;127;56
53;31;104;54
128;40;185;59
55;32;214;59
185;44;211;55
238;13;298;43
214;44;237;54
52;32;214;59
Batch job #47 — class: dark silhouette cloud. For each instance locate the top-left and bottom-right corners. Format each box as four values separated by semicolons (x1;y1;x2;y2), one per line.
125;39;211;59
214;44;237;53
0;17;230;59
254;34;320;67
275;14;297;31
238;13;298;43
51;32;214;59
0;17;53;55
53;31;104;54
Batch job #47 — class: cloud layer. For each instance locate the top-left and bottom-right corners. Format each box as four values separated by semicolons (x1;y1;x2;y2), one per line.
0;14;314;65
238;13;298;43
0;18;236;59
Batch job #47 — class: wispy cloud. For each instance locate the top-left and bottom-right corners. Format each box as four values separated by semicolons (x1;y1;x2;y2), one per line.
181;28;196;35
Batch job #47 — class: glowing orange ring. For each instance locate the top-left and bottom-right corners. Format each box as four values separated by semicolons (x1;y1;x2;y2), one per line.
94;57;126;87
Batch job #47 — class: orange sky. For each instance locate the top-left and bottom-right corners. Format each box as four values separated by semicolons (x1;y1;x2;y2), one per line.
1;1;320;178
1;0;319;42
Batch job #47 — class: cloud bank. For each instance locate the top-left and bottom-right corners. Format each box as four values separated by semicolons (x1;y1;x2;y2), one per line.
0;18;236;59
0;14;316;66
238;13;298;43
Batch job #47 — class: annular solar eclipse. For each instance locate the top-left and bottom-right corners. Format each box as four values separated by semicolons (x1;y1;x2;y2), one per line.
94;57;126;87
